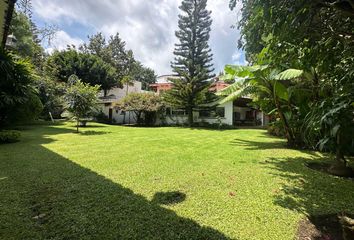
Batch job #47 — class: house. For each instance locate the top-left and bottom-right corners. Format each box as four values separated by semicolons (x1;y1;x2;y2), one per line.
151;74;269;127
149;74;176;94
97;81;146;124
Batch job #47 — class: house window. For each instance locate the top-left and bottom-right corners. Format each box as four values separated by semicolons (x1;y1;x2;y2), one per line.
199;110;211;117
199;107;225;118
172;109;186;116
166;107;172;115
216;107;225;117
234;112;241;120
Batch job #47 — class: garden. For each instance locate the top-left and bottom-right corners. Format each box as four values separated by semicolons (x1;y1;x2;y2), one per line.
1;122;353;239
0;0;353;239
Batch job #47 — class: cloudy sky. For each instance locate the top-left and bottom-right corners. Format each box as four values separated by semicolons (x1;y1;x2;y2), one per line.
31;0;245;76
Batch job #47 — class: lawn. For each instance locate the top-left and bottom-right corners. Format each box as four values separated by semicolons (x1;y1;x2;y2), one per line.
1;122;353;239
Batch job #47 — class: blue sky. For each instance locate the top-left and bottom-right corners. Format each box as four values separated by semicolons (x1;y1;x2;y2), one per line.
31;0;246;76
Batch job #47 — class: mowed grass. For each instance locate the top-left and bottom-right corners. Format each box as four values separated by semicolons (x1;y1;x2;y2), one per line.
1;122;353;240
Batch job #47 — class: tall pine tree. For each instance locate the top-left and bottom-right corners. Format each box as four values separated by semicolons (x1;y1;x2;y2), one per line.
164;0;215;126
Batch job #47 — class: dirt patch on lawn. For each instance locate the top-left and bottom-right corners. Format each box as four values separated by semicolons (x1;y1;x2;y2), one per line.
306;162;354;179
297;214;354;240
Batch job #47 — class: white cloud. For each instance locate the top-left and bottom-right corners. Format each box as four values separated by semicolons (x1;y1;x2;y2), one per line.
33;0;243;75
45;30;84;54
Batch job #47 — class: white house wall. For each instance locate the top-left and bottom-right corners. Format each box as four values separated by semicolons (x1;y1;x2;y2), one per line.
197;101;233;125
156;101;234;126
98;81;143;124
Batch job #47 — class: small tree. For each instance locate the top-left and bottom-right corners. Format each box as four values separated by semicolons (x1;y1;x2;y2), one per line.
116;93;164;125
64;75;99;132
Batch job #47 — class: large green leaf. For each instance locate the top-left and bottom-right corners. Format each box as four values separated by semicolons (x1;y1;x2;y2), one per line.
224;65;253;78
275;69;304;80
274;82;289;101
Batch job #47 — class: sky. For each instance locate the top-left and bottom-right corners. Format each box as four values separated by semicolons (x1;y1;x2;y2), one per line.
31;0;245;76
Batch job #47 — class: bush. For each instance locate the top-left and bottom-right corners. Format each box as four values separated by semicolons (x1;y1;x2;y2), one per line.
94;111;112;124
267;120;285;137
0;130;21;143
9;93;44;124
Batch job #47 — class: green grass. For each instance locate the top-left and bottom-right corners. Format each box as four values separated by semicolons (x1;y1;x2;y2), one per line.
1;122;353;240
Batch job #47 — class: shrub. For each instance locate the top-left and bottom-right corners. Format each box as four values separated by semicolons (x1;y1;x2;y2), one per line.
9;93;44;124
0;50;38;127
94;111;112;124
0;130;21;143
267;120;285;137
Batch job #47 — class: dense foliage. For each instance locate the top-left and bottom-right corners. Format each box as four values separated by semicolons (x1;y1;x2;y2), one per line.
116;93;164;125
0;130;21;143
0;50;42;127
227;0;354;174
80;33;156;90
35;77;65;119
164;0;216;126
64;75;100;132
46;49;118;96
218;64;305;146
9;11;44;67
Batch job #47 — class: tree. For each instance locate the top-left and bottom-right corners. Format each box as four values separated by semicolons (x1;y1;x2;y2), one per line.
164;0;216;126
218;64;306;146
64;75;100;133
8;11;44;68
35;77;66;119
229;0;354;175
46;49;118;96
116;93;164;125
131;61;157;90
0;50;41;127
80;32;135;85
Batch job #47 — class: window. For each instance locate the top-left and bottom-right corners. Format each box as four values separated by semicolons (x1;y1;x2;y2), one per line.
165;107;172;115
199;110;211;117
199;107;225;118
216;107;225;117
234;112;241;120
172;109;186;116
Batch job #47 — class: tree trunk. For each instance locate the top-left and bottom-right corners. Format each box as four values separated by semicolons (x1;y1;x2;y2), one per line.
328;130;353;177
76;119;79;133
274;97;295;146
187;107;193;127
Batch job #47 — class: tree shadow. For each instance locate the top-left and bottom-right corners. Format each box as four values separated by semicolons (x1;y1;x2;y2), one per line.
262;156;354;239
230;138;287;150
152;191;186;205
0;124;232;239
79;130;111;136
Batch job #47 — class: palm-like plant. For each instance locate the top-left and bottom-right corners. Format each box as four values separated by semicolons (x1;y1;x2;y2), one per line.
217;64;304;146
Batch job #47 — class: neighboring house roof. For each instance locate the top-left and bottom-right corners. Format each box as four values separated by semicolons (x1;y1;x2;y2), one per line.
150;76;231;94
1;0;16;49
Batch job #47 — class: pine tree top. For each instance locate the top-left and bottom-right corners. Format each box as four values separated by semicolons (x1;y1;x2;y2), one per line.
171;0;215;83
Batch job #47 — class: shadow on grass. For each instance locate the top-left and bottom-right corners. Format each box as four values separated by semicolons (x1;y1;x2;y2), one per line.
230;138;287;150
0;125;231;239
262;156;354;239
152;191;186;205
79;130;111;136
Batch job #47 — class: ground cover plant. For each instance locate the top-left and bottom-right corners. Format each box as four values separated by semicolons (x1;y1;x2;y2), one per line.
1;122;353;239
